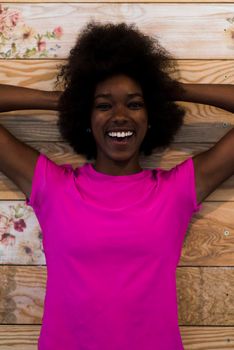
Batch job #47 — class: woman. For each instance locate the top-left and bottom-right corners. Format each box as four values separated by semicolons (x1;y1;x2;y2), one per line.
0;21;233;350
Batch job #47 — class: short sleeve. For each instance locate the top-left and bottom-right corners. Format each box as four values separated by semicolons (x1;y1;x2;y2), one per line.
25;153;73;210
172;156;203;214
25;153;46;208
189;157;203;213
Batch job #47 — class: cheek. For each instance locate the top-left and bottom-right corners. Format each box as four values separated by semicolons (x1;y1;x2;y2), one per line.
91;114;108;135
90;117;104;142
90;115;98;133
91;112;103;128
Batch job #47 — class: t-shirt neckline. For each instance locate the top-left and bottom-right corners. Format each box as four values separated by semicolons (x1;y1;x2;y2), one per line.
85;162;150;181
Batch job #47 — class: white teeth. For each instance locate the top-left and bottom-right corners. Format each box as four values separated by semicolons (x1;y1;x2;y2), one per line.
108;131;134;138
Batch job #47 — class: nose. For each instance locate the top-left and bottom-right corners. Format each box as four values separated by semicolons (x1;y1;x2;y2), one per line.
111;114;130;126
113;106;126;117
107;105;136;131
112;104;129;120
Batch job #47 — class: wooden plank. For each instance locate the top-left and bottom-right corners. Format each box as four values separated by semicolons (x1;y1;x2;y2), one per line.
180;326;234;349
177;267;234;325
0;326;234;350
1;59;234;87
0;199;233;266
0;60;233;142
0;325;39;350
1;0;234;3
0;266;46;324
177;60;234;84
0;59;233;136
0;60;62;90
1;4;234;58
181;201;234;267
0;266;234;325
0;142;232;201
0;113;233;142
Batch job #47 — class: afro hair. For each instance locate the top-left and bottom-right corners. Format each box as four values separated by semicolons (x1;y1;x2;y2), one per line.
55;20;186;160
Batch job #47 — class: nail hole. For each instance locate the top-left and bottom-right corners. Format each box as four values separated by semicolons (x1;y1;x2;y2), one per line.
222;122;229;128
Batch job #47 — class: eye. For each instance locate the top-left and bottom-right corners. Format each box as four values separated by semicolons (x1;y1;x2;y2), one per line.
129;101;144;109
95;101;144;110
96;103;111;110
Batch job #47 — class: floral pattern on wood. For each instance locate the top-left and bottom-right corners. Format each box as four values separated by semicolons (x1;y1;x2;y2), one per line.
0;4;63;58
0;202;45;264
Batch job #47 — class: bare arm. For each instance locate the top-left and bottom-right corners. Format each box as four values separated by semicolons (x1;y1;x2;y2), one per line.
0;84;62;112
170;82;234;204
0;84;61;199
172;83;234;113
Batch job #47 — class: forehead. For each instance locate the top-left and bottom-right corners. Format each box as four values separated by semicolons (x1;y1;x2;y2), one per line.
94;74;143;96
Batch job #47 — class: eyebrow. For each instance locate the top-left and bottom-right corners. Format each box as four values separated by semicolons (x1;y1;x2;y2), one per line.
94;93;143;100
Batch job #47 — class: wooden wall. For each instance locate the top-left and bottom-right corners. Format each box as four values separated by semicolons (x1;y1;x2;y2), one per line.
0;1;234;349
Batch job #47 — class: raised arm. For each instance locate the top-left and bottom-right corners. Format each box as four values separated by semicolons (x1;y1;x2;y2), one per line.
0;84;61;112
171;83;234;206
173;83;234;113
0;84;61;200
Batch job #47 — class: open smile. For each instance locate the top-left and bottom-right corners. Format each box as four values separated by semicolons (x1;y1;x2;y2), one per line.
105;131;136;146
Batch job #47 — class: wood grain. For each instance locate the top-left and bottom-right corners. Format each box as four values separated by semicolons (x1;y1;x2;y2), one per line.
0;325;39;350
181;201;234;266
180;326;234;349
0;325;233;349
0;266;234;325
1;59;234;87
177;267;234;325
0;266;46;324
1;4;234;58
1;0;234;2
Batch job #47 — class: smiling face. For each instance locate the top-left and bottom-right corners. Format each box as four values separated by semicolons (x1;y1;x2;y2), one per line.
90;74;149;175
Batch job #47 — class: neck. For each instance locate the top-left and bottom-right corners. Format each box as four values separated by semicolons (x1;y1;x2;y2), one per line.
93;158;142;176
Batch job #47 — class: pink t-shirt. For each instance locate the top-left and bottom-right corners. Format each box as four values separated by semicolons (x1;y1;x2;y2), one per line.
26;153;202;350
